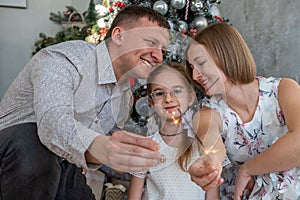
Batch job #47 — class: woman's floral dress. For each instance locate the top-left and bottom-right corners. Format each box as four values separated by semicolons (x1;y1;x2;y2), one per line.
204;77;300;200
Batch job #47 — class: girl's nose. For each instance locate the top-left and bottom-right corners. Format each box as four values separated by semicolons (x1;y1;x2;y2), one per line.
164;91;174;102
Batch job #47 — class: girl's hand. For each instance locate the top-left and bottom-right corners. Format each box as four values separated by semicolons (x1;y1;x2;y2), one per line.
188;156;224;191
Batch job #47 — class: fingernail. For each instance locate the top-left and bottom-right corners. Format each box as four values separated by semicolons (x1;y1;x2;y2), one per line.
158;155;165;164
208;170;218;177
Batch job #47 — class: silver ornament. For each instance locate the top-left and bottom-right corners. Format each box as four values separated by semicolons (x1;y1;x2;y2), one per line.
193;16;208;31
153;1;169;15
178;20;188;32
190;0;203;12
171;0;186;10
168;42;181;55
135;96;152;117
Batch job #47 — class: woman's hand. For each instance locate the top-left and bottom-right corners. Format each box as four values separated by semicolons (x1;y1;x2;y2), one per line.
234;164;255;200
86;130;163;172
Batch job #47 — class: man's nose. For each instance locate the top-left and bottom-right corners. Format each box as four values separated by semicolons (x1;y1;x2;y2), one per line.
151;48;163;63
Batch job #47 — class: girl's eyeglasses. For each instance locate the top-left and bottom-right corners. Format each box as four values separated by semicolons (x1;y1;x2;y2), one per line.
150;88;185;100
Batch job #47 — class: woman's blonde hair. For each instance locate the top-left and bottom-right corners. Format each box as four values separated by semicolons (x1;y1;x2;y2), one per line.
186;23;256;90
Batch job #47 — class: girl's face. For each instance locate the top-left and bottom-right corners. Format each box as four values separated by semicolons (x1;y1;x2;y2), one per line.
149;70;195;121
187;43;226;96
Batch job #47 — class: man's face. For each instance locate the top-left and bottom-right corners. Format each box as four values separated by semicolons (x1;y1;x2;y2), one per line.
114;17;170;80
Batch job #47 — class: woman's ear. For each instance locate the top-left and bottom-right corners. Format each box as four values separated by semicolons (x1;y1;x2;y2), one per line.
111;26;123;45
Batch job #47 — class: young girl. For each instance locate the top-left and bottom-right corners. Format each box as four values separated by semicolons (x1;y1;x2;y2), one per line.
128;62;225;200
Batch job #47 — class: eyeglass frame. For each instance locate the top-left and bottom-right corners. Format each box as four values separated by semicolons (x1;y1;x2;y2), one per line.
149;87;187;101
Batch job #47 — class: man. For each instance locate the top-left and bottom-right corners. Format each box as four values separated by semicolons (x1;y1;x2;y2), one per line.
0;5;170;200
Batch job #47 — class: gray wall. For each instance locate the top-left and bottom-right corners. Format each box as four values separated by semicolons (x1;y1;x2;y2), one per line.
0;0;94;99
0;0;299;99
219;0;300;81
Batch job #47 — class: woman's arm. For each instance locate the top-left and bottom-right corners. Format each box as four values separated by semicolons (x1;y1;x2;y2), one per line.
241;78;300;173
234;78;300;199
128;175;146;200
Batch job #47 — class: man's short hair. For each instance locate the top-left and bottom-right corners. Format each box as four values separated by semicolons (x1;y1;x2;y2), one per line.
104;5;170;40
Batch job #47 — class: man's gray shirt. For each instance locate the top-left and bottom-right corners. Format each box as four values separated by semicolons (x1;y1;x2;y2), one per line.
0;40;132;168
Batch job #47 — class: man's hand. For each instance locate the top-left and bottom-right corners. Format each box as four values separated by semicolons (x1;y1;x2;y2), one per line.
86;130;163;172
188;156;224;191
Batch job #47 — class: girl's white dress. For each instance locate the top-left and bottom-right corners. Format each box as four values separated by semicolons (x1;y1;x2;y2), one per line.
131;132;205;200
204;76;300;200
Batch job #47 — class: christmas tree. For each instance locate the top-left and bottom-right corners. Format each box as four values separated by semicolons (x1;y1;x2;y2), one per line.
32;0;227;128
84;0;227;127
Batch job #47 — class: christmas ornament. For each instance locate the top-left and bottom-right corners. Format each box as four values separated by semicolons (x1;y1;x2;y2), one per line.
153;1;169;15
193;16;208;30
190;0;203;12
178;20;188;32
170;0;186;10
135;96;152;117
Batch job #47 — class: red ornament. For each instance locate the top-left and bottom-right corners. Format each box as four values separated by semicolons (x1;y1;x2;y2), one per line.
109;6;114;12
214;16;224;22
189;28;197;36
99;28;107;34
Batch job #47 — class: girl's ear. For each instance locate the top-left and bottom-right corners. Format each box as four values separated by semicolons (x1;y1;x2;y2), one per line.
148;96;154;107
111;26;123;45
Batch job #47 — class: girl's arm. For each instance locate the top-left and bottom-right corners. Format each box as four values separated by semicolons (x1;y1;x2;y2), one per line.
206;187;220;200
128;175;146;200
189;107;226;191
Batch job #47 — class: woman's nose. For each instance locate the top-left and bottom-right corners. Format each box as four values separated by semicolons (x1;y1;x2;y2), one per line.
193;68;202;80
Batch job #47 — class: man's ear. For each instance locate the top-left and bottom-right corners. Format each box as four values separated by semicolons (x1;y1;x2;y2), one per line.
111;26;123;45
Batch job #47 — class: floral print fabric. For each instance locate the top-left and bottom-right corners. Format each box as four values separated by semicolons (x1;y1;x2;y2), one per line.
204;77;300;200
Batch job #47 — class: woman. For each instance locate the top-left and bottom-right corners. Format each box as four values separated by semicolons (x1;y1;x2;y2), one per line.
185;23;300;199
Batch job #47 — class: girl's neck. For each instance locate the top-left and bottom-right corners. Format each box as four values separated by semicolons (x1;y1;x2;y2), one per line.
159;122;185;147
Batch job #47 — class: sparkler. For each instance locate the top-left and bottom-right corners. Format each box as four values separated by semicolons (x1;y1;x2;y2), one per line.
170;109;219;155
205;77;220;92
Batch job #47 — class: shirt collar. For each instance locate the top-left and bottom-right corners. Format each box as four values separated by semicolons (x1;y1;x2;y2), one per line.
95;42;117;85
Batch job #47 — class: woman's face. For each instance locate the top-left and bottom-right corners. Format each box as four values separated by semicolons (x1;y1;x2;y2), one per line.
187;43;226;96
149;70;195;122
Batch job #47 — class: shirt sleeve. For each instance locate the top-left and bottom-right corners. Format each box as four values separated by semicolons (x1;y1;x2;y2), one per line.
130;171;147;179
31;49;99;169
